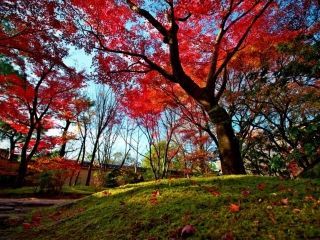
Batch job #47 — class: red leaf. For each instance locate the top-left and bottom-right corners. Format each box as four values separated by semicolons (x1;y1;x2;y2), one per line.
280;198;289;205
181;224;196;238
229;203;240;213
241;190;251;197
221;231;235;240
305;195;316;202
22;222;32;230
257;183;266;191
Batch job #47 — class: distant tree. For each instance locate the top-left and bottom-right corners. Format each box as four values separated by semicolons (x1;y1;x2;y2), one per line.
86;87;118;186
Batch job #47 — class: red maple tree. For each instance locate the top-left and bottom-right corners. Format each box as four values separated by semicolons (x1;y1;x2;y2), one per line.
67;0;313;174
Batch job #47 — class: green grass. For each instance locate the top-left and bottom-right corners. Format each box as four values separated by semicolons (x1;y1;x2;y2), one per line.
0;185;99;198
4;175;320;239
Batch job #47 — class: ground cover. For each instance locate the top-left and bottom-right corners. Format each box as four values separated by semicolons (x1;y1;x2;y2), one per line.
3;175;320;239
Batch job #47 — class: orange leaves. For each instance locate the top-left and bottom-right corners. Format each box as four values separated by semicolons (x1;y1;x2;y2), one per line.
229;203;240;213
203;186;221;197
28;156;80;173
150;190;160;205
102;190;112;197
280;198;289;205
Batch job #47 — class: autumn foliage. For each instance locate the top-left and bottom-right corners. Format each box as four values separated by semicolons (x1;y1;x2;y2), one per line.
0;0;319;186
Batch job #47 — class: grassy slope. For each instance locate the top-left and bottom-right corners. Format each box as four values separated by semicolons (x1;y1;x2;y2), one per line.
5;175;320;240
0;185;98;198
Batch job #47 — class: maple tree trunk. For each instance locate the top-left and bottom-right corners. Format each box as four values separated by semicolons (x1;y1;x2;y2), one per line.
8;137;16;161
59;119;71;157
16;126;42;187
208;104;246;175
16;151;28;187
86;138;99;186
15;126;34;187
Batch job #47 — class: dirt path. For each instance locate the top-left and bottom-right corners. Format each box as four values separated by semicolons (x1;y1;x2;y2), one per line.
0;197;74;228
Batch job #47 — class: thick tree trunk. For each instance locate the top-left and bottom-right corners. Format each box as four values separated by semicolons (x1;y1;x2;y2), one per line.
16;126;42;187
208;104;246;175
15;127;34;187
16;151;28;187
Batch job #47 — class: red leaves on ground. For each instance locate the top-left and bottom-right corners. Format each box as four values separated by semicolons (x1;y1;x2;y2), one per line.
150;190;160;205
203;186;220;197
257;183;266;191
22;212;43;230
221;231;235;240
267;210;277;224
304;195;316;202
31;212;42;226
102;190;111;196
229;203;240;213
241;190;251;197
280;198;289;205
181;224;196;238
210;191;221;197
292;208;301;214
22;222;32;231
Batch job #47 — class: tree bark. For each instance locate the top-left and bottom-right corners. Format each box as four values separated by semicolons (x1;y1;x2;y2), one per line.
59;119;71;157
86;137;99;186
208;104;246;174
8;137;16;161
15;127;34;187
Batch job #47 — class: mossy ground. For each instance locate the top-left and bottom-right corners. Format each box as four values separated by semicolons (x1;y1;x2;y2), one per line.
0;185;99;198
3;175;320;239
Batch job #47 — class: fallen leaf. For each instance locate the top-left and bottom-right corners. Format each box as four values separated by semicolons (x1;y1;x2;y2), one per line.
229;203;240;213
150;190;160;205
22;222;32;230
257;183;266;191
293;208;301;214
305;195;316;202
281;198;289;205
102;190;111;196
241;190;251;197
221;231;234;240
210;190;221;197
181;224;196;238
267;210;276;224
152;190;160;197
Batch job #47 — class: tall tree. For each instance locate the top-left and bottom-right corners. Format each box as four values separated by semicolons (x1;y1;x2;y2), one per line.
86;87;118;186
0;0;85;186
68;0;311;174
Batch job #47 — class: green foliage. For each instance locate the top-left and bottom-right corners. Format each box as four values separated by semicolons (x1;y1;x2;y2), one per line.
277;37;320;78
104;169;144;188
301;162;320;179
0;57;17;75
37;170;66;194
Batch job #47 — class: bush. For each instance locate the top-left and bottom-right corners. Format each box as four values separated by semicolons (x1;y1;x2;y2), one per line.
104;169;144;188
37;170;67;194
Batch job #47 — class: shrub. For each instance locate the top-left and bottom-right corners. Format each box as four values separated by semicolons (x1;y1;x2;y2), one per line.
104;169;144;188
37;170;67;194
